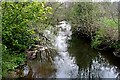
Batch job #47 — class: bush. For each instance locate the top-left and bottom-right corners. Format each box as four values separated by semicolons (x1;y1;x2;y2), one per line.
2;44;25;76
100;17;118;28
91;26;119;50
91;28;105;49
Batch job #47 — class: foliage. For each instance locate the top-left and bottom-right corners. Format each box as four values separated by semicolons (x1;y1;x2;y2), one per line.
2;2;52;77
2;44;25;77
91;26;119;50
67;2;99;36
92;17;118;49
2;2;52;52
69;2;119;51
100;17;118;28
91;28;105;49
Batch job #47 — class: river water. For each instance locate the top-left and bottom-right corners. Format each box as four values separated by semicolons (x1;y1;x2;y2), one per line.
23;21;120;79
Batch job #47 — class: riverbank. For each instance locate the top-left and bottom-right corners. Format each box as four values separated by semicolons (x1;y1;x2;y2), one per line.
2;21;120;78
63;2;119;56
72;26;120;57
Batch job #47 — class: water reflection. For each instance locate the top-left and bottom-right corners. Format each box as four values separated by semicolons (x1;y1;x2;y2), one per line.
25;60;56;78
23;21;120;78
53;21;78;78
69;35;119;78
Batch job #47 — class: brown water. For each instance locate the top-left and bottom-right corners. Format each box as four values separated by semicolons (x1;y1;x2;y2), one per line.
22;21;120;79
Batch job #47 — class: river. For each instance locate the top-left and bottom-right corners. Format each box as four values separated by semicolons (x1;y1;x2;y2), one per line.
22;21;120;79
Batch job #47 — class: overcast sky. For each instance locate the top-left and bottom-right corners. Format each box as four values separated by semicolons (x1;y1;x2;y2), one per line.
57;0;120;2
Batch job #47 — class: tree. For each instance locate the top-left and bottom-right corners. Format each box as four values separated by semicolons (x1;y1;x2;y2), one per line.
2;2;52;76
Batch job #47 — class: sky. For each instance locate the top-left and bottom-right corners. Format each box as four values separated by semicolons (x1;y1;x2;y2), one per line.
57;0;120;2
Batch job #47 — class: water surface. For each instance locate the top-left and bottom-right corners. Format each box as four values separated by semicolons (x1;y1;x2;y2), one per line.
24;21;120;79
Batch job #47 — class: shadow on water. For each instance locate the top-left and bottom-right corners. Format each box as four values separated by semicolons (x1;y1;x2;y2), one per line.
68;34;98;69
68;33;120;78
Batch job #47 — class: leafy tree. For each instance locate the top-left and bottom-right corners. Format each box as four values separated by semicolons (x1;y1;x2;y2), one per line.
2;2;52;77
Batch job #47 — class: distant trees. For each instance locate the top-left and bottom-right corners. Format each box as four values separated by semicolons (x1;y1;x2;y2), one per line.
67;2;99;39
67;2;119;52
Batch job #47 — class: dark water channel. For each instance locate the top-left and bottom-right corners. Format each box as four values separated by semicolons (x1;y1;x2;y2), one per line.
22;21;120;79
